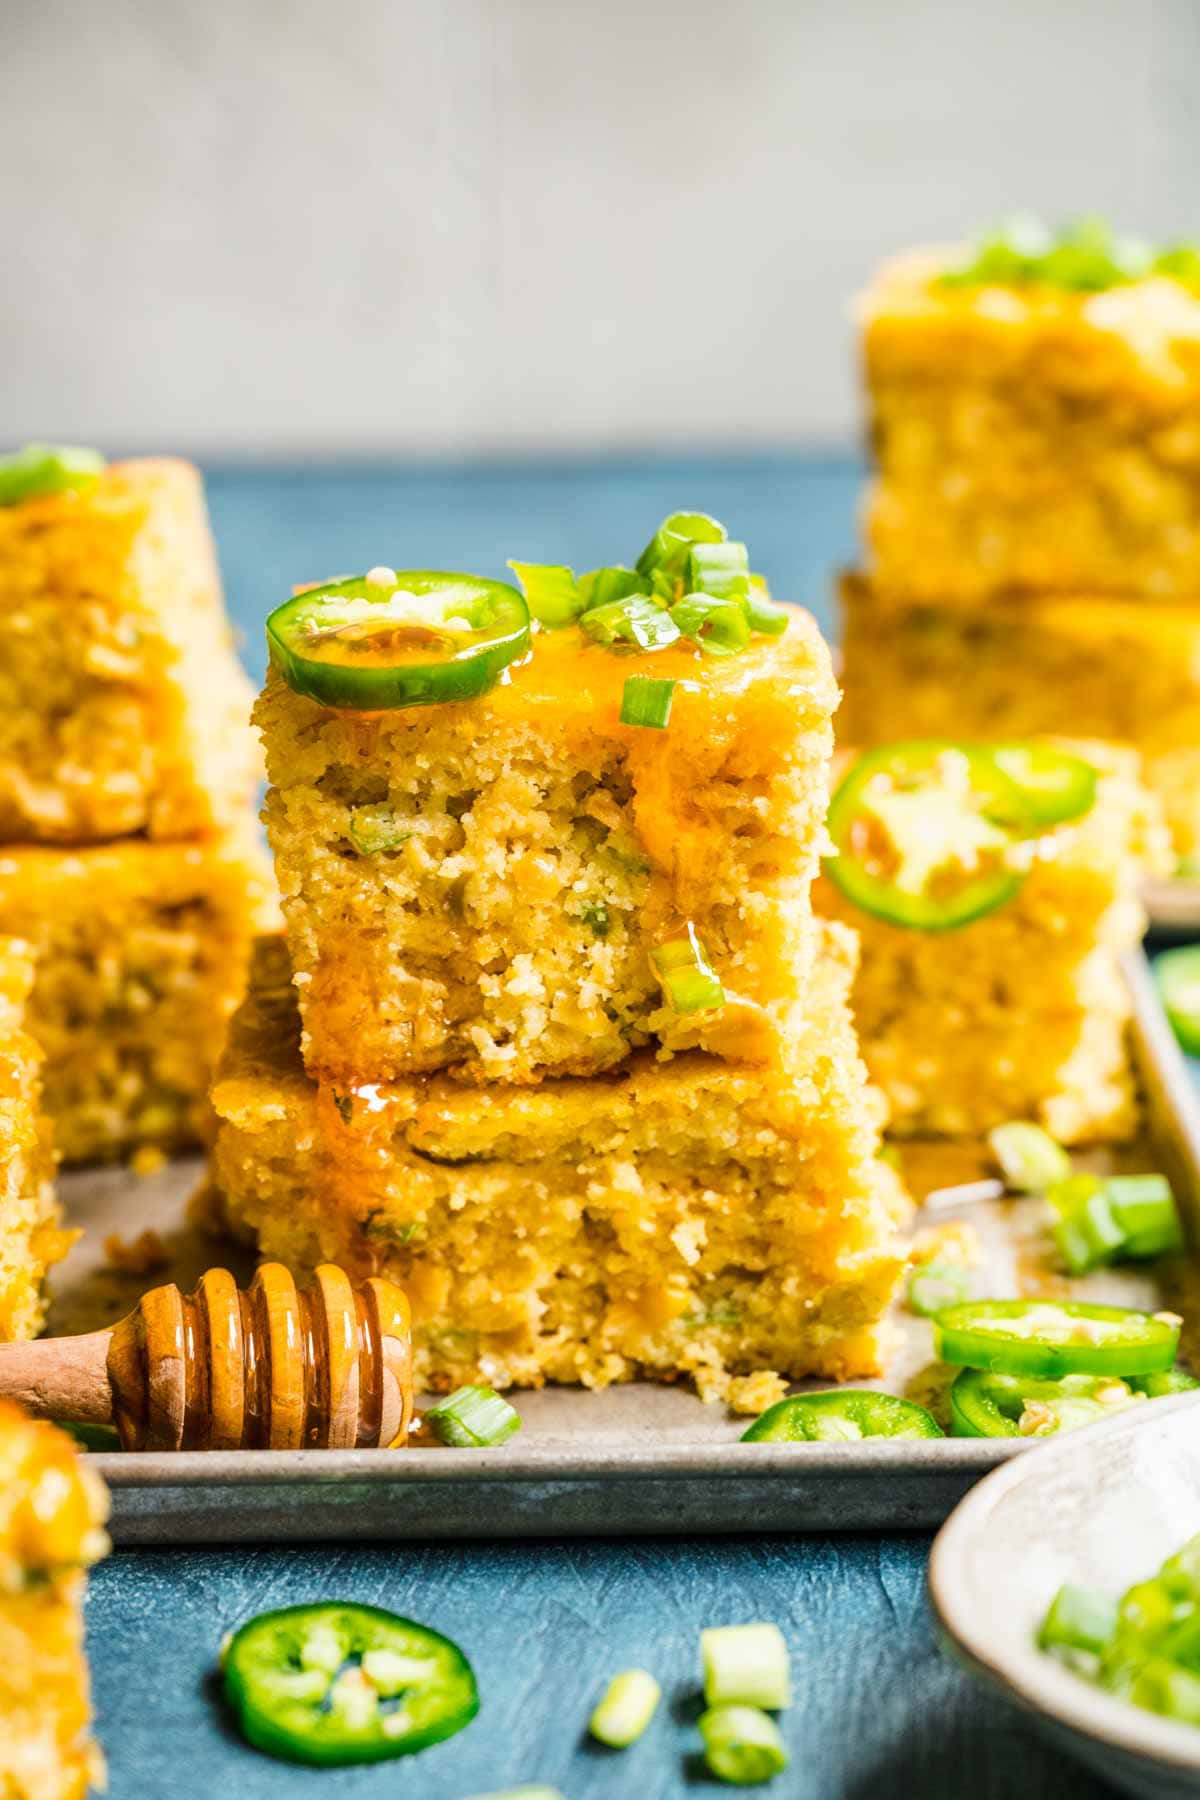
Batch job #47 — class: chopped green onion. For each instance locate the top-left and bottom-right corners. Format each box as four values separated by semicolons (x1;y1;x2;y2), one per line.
463;1790;566;1800
635;511;726;580
1159;1532;1200;1600
669;595;752;657
906;1263;971;1318
940;216;1154;292
424;1385;521;1448
939;213;1053;287
347;805;410;856
580;900;610;938
698;1706;789;1786
1155;244;1200;285
588;1668;661;1747
1050;1172;1183;1274
0;442;106;507
688;540;750;604
987;1121;1071;1194
1053;1180;1125;1276
580;595;681;651
651;925;724;1015
507;561;584;628
1157;946;1200;1055
1131;1660;1200;1726
579;566;649;611
1038;1584;1119;1657
701;1623;790;1711
1106;1175;1184;1259
744;579;790;636
620;675;675;730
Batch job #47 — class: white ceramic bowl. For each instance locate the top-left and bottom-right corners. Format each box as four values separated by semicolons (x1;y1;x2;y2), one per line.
930;1391;1200;1798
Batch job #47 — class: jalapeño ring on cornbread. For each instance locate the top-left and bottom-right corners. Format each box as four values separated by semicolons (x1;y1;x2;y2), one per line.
267;570;533;710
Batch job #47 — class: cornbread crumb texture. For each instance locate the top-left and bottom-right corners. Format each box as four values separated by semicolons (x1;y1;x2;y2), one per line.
256;614;838;1086
0;1402;108;1800
210;935;908;1397
0;458;261;842
818;741;1155;1142
838;576;1200;863
861;250;1200;602
0;833;276;1165
0;940;68;1344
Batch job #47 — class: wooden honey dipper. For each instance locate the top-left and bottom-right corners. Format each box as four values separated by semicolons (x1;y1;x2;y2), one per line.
0;1263;414;1451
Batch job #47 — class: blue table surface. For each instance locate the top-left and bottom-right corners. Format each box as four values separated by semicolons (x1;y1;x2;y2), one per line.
89;453;1169;1798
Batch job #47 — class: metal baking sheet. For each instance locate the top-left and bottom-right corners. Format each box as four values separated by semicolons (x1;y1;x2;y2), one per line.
1145;875;1200;934
51;950;1200;1543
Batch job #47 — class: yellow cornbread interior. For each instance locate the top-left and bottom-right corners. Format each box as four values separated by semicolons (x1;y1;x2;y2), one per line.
209;934;908;1399
0;833;276;1165
0;458;261;844
0;941;70;1343
838;577;1200;866
861;250;1200;604
817;743;1167;1142
0;1403;109;1800
256;612;838;1086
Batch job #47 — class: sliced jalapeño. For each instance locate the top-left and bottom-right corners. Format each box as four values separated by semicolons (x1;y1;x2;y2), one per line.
266;570;530;710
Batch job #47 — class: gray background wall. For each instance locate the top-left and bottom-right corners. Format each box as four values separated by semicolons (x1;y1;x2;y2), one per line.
4;0;1198;455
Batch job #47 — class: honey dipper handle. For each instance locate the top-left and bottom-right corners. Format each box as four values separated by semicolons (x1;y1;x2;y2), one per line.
0;1329;114;1426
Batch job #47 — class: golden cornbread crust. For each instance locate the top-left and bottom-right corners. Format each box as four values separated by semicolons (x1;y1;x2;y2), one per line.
0;458;260;842
817;743;1166;1142
209;935;908;1398
837;574;1200;863
0;1402;109;1800
256;615;838;1086
0;941;68;1343
862;250;1200;603
0;832;277;1164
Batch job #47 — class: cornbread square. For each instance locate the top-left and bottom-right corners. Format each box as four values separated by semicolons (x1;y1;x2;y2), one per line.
862;250;1200;603
0;457;260;842
0;941;70;1342
256;614;838;1085
0;1403;108;1800
0;833;275;1165
208;933;907;1398
838;576;1200;867
816;744;1167;1143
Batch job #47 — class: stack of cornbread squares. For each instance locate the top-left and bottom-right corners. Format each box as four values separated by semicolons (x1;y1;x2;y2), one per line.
820;234;1191;1145
210;555;908;1402
841;240;1200;868
0;455;271;1338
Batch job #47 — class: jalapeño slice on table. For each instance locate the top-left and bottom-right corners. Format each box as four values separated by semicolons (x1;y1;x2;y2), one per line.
984;744;1098;828
266;571;531;709
933;1299;1181;1380
824;741;1035;930
740;1390;943;1443
948;1367;1199;1439
221;1601;479;1765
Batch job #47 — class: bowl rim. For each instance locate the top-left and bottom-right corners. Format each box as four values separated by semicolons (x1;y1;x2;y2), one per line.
929;1389;1200;1775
